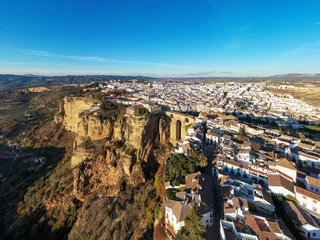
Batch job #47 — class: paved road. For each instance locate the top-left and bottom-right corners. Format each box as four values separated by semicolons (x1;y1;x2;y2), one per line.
0;148;18;161
12;149;18;161
205;143;223;240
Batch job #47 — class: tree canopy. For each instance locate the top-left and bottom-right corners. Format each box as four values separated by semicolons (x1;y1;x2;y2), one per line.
175;208;206;240
198;154;208;168
168;154;195;181
238;126;245;136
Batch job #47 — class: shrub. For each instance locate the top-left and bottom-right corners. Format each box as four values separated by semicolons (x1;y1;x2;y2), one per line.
286;195;299;204
172;179;180;186
165;189;176;199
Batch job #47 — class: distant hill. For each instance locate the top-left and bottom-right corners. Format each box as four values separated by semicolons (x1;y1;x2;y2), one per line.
0;74;154;91
268;73;320;80
1;73;320;90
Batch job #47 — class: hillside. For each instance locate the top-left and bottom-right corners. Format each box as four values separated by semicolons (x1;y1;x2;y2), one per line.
1;73;320;91
0;96;172;240
0;75;154;91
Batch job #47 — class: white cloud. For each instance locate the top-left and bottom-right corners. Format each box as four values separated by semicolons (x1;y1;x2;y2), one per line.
20;48;203;69
282;42;320;56
0;61;27;65
20;49;50;56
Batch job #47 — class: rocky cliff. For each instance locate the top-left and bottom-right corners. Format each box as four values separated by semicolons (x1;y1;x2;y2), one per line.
3;97;172;240
55;96;170;168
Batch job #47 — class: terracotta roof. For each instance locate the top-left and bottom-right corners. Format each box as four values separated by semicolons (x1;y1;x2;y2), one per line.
306;175;320;187
283;200;315;227
224;159;242;167
245;214;280;240
276;158;297;171
239;197;249;209
175;192;186;201
245;214;261;235
185;172;213;209
166;199;194;222
258;231;278;240
296;186;320;201
256;218;269;232
276;169;294;182
243;141;251;148
268;174;295;194
267;220;282;234
238;149;250;155
207;132;221;137
224;200;236;214
298;142;314;150
298;151;319;160
222;134;232;139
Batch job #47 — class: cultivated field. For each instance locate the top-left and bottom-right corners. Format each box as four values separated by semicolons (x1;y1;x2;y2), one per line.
266;81;320;107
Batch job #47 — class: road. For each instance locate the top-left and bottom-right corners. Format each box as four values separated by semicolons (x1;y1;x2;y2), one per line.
205;143;223;240
11;149;18;161
0;148;18;161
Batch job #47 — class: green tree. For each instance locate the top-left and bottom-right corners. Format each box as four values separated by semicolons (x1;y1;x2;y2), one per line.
168;154;195;181
299;132;305;141
279;128;283;135
286;195;299;204
198;154;208;168
165;188;176;199
175;208;206;240
188;148;198;159
238;126;245;136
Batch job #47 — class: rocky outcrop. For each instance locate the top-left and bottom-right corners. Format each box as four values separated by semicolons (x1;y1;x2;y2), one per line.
75;116;114;149
54;97;95;132
56;97;171;168
3;96;173;240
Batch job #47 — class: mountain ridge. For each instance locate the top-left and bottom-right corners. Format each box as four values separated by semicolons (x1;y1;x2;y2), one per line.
1;73;320;90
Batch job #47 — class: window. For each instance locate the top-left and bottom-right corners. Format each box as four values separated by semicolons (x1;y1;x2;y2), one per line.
313;233;316;237
313;207;317;212
303;196;307;199
313;200;317;204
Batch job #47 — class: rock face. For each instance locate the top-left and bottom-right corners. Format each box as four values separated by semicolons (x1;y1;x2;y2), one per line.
3;96;173;240
55;96;171;189
54;97;96;132
56;97;171;168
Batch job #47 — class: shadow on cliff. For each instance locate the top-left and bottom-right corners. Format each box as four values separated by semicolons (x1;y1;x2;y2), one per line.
0;144;67;240
139;114;167;179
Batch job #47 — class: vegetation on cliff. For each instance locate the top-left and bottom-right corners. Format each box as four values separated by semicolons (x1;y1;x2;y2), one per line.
0;95;172;240
175;208;206;240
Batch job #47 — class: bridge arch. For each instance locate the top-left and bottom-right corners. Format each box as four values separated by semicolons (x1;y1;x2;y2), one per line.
165;111;195;145
176;120;182;140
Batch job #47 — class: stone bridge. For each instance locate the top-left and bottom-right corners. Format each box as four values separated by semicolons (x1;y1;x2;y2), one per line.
165;111;196;146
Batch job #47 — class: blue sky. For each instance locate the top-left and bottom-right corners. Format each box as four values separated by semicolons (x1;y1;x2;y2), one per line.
0;0;319;77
